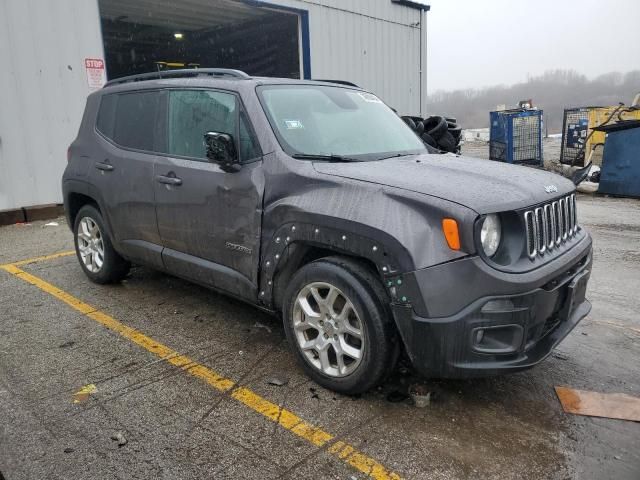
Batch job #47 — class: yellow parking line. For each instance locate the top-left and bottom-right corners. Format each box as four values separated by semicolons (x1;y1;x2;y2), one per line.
0;261;401;480
2;250;76;268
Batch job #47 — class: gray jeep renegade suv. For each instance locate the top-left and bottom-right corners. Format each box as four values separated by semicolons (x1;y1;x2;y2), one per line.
62;69;592;394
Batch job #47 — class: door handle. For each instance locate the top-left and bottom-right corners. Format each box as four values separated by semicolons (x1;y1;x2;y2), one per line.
95;162;114;172
156;175;182;186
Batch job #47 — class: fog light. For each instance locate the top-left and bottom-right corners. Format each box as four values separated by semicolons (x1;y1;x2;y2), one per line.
471;324;523;354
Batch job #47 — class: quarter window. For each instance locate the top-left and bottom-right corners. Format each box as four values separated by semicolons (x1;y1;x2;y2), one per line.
96;94;117;139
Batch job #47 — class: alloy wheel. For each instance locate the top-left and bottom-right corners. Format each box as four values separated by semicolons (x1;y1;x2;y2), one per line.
77;217;104;273
292;282;365;377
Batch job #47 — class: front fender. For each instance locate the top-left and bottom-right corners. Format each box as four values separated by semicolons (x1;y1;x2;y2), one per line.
258;199;476;310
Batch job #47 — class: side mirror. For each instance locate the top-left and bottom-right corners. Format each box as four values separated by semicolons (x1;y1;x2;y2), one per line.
204;132;240;172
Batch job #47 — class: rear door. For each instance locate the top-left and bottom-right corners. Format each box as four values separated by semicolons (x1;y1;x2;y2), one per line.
154;88;264;300
90;90;163;268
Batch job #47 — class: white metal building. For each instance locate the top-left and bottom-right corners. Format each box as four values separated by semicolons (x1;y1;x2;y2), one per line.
0;0;429;216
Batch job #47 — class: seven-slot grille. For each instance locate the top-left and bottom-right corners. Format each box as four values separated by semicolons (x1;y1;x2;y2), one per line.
524;194;578;259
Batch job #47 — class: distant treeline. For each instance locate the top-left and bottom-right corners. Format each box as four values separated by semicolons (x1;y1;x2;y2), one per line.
426;69;640;133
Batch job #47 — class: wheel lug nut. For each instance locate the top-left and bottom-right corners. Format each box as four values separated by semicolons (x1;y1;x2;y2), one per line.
333;335;338;340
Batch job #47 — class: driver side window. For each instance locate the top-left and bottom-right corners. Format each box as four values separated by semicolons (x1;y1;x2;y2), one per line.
167;90;237;160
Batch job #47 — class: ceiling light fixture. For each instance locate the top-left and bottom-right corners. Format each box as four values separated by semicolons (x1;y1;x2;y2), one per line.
174;33;183;40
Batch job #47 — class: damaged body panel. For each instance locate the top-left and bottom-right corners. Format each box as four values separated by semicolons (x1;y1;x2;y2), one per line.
63;70;592;392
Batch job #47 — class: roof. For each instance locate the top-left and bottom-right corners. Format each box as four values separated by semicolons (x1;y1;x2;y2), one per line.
391;0;431;11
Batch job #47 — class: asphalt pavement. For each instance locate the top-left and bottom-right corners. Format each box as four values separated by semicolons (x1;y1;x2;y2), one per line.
1;194;638;480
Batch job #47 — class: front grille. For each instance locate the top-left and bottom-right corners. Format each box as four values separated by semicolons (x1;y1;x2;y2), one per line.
524;194;578;259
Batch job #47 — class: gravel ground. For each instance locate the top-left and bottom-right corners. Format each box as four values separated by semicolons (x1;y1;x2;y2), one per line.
1;193;639;480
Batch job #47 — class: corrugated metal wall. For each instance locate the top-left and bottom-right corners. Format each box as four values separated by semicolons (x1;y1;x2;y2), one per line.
269;0;425;115
0;0;426;212
0;0;104;211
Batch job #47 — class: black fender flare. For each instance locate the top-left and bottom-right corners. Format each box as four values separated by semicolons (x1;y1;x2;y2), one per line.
258;221;417;311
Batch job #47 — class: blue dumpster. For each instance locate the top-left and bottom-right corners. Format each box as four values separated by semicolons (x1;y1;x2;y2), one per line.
595;120;640;198
489;109;543;166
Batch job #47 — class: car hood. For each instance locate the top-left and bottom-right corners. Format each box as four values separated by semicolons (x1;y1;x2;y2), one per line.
312;154;575;214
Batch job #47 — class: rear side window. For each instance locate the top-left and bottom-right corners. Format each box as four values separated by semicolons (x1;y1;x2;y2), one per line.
113;91;160;151
96;94;117;139
96;91;160;151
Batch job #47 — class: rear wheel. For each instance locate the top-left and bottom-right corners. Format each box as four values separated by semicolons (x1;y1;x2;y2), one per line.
283;257;398;394
74;205;130;284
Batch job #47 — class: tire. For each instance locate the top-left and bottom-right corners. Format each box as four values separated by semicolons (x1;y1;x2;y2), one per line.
73;204;130;284
424;116;448;140
413;119;425;136
401;116;416;131
436;130;457;152
421;132;438;148
447;122;462;141
282;256;398;394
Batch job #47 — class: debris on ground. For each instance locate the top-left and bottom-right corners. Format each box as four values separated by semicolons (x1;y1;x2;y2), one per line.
63;447;74;454
72;384;97;404
44;222;59;227
110;432;128;447
555;386;640;422
409;384;432;408
553;352;570;361
309;387;320;400
58;340;75;348
253;321;272;333
267;377;288;387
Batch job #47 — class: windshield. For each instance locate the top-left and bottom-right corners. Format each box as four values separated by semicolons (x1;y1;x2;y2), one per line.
257;85;428;160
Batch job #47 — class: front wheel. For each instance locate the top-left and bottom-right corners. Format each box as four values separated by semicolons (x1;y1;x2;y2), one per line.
74;204;130;284
282;257;398;394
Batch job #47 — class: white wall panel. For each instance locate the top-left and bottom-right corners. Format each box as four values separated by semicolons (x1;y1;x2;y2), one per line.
0;0;104;211
0;0;426;211
269;0;425;114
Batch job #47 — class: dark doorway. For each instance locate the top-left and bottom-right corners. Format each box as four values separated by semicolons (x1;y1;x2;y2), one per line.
99;0;301;80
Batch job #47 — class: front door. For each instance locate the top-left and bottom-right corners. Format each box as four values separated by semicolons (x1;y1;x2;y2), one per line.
154;89;264;300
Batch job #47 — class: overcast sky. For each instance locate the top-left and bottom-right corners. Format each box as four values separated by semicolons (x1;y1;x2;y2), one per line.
426;0;640;93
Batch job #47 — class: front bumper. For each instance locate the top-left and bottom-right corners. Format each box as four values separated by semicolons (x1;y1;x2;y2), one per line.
391;233;593;378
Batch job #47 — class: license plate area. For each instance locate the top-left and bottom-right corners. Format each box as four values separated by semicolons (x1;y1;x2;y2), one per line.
559;269;589;321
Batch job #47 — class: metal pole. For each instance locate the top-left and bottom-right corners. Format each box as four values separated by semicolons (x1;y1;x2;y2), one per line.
419;9;428;116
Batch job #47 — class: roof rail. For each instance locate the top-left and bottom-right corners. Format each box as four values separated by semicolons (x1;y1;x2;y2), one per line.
104;68;251;87
312;79;360;88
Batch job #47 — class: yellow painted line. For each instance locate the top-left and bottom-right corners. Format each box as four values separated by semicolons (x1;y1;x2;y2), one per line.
0;262;401;480
2;250;76;268
73;383;98;403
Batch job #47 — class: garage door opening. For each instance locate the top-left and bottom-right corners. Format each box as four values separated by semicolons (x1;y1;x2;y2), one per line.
98;0;304;80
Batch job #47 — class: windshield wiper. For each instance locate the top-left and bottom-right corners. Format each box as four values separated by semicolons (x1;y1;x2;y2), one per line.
377;153;420;161
292;153;359;162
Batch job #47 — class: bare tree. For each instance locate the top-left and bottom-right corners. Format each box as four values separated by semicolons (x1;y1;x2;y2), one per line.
426;70;640;132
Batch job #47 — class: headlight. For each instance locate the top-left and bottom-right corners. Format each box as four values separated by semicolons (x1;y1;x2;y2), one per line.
480;214;501;257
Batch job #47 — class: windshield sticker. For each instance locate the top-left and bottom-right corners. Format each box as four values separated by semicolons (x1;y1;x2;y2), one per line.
358;92;383;104
284;120;304;129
